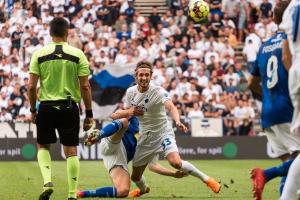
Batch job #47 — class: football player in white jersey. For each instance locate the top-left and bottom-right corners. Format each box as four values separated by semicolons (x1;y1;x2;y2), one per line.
279;0;300;199
113;61;221;197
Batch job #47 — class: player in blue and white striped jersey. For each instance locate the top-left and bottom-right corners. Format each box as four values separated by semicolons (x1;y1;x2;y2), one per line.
279;0;300;199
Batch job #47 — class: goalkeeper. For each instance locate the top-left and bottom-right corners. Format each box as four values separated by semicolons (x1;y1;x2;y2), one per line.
77;115;187;198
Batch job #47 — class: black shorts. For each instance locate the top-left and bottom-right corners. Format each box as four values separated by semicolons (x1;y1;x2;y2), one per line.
36;101;80;146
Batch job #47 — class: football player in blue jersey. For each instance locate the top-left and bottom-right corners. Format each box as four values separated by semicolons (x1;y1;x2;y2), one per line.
248;1;300;200
76;115;187;198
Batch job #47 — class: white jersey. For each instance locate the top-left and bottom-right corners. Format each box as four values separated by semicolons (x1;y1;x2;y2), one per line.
280;0;300;63
124;84;173;137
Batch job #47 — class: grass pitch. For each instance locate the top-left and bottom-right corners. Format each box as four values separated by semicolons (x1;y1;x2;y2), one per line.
0;160;281;200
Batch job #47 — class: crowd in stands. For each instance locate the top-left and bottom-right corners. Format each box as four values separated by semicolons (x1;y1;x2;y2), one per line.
0;0;278;136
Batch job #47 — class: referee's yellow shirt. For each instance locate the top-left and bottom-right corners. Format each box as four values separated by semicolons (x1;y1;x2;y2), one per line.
29;42;90;103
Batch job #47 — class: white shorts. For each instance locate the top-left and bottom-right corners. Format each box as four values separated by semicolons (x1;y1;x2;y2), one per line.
99;138;129;174
288;65;300;135
132;132;178;167
265;123;300;157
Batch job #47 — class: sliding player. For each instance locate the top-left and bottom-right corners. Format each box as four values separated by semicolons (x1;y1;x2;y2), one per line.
77;116;187;198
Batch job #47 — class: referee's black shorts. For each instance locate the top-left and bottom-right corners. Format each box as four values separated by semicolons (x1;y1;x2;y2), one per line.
36;101;80;146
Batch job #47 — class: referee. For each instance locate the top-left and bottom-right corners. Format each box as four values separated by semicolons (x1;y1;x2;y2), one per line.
28;17;93;200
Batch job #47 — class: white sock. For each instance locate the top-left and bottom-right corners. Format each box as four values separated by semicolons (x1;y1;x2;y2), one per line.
281;155;300;200
134;176;148;193
180;160;209;183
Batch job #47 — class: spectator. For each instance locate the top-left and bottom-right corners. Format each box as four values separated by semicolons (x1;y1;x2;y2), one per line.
188;102;204;119
202;99;219;118
259;0;272;19
149;6;161;29
8;83;25;118
125;0;135;26
238;0;249;42
210;0;222;17
243;36;260;71
223;0;239;27
224;117;237;136
11;23;23;50
96;0;110;25
223;65;239;87
225;78;238;94
174;9;187;29
16;99;31;122
68;28;83;49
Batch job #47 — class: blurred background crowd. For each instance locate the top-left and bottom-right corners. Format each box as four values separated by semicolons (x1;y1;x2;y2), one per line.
0;0;279;136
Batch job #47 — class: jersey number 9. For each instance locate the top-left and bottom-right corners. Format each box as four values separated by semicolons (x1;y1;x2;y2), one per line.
267;55;278;89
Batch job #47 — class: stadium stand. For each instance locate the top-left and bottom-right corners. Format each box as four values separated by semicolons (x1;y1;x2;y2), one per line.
0;0;277;136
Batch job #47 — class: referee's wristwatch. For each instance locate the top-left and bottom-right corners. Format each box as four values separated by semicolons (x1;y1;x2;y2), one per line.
30;107;37;113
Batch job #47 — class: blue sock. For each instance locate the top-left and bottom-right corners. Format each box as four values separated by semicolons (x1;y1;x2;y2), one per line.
98;120;122;140
263;159;294;181
82;187;117;197
279;176;287;195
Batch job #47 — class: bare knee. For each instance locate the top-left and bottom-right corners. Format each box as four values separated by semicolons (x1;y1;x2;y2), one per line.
116;187;129;197
38;144;51;150
63;146;77;157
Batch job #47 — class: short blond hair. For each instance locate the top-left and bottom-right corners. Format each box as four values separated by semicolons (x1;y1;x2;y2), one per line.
135;61;153;74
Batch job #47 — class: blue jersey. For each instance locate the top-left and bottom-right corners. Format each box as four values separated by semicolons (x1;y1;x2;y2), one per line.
122;116;138;162
251;31;293;128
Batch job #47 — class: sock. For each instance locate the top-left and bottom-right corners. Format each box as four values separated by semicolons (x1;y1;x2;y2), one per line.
67;156;80;198
279;176;287;195
180;160;209;183
134;176;148;193
264;159;293;182
82;187;117;197
37;148;52;185
98;120;122;140
281;155;300;200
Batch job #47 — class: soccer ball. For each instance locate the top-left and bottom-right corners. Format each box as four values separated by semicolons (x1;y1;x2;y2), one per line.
188;0;210;22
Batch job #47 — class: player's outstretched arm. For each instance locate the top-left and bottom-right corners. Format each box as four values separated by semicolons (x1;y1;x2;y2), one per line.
111;107;143;120
164;100;188;133
148;163;187;178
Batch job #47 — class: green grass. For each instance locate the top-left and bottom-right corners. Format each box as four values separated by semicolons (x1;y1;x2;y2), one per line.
0;160;281;200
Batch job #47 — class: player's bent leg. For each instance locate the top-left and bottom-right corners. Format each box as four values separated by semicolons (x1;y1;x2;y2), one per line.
166;152;221;193
64;146;79;200
84;119;128;146
77;166;128;198
111;166;130;197
131;164;148;182
128;176;150;198
37;144;54;200
129;165;150;197
109;118;129;142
